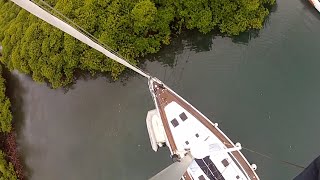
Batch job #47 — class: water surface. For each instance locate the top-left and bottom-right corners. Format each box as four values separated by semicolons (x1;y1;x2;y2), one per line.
6;0;320;179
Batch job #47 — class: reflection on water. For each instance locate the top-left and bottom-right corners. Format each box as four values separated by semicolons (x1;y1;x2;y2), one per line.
232;30;260;45
5;0;320;180
145;30;215;68
147;19;271;68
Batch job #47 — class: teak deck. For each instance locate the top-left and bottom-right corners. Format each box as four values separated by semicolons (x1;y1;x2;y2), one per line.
151;80;258;180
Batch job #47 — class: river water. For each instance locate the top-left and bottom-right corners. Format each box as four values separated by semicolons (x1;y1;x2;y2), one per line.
5;0;320;179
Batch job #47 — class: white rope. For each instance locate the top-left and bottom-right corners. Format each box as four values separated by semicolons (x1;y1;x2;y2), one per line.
10;0;151;79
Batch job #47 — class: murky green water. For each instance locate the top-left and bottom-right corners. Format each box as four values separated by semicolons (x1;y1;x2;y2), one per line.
5;0;320;179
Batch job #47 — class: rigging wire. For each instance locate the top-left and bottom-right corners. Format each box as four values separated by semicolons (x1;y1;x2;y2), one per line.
33;0;126;62
12;0;150;78
223;142;306;170
35;0;150;77
242;146;306;169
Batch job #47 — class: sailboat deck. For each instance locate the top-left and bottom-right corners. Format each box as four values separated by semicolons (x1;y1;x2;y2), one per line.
151;80;259;180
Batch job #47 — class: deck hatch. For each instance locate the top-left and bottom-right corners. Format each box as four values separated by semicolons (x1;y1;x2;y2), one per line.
179;112;188;121
221;159;229;167
171;118;179;127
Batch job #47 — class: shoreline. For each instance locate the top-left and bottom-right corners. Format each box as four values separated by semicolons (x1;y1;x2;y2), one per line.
4;130;24;180
0;65;25;180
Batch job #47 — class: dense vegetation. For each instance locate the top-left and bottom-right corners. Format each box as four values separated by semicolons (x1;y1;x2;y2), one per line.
0;150;17;180
0;65;17;179
0;65;12;133
0;0;275;88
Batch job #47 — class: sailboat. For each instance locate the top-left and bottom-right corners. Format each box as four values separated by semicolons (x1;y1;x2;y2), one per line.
147;78;259;180
309;0;320;12
9;0;259;179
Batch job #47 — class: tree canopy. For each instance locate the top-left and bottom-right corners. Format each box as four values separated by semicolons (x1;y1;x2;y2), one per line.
0;150;17;180
0;65;12;133
0;0;275;88
0;65;17;179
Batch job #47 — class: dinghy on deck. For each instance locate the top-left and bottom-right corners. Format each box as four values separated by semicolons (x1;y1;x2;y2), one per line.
146;109;166;151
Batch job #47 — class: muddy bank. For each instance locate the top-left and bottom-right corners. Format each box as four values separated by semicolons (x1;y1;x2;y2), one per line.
4;131;24;180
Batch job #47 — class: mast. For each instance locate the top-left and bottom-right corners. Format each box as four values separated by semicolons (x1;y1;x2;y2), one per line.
10;0;151;79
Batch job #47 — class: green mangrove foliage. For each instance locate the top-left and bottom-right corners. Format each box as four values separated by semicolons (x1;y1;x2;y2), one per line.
0;65;12;133
0;0;275;88
0;150;17;180
0;66;17;179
